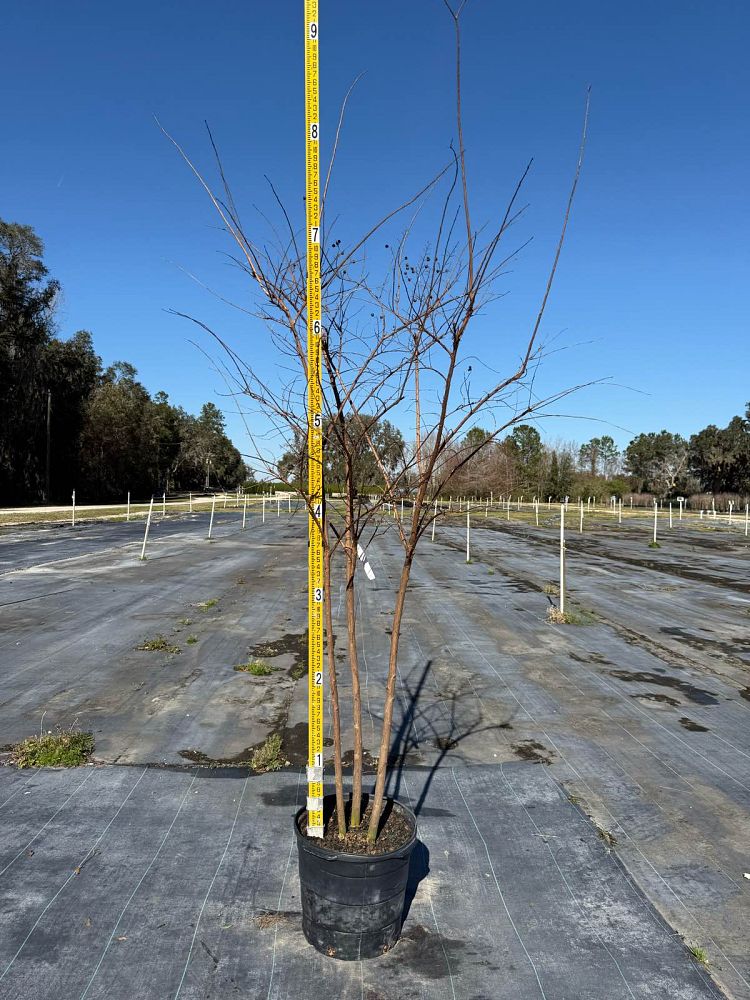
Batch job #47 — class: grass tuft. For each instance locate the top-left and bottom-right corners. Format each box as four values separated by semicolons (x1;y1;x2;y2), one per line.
251;734;284;772
13;727;94;768
197;599;218;611
546;606;596;626
648;541;662;549
186;635;198;645
178;618;193;626
290;662;306;680
234;660;273;676
689;945;708;965
542;582;560;595
137;636;181;654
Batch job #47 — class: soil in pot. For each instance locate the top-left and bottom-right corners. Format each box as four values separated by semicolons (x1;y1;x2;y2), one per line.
299;797;413;855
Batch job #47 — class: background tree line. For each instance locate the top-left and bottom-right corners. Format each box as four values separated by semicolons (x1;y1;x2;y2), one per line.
437;414;750;505
1;219;245;505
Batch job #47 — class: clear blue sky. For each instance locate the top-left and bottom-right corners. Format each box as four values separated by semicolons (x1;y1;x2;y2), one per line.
4;0;749;468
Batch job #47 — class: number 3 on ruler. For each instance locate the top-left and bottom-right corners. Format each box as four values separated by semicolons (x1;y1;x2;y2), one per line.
313;587;323;602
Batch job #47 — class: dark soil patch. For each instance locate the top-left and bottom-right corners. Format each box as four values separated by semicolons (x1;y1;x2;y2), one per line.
248;631;307;662
609;669;718;706
433;736;459;751
392;923;467;979
511;739;554;765
679;717;709;732
303;798;414;857
633;693;680;707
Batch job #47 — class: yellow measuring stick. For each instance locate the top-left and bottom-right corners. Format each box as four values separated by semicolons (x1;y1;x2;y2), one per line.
304;0;324;838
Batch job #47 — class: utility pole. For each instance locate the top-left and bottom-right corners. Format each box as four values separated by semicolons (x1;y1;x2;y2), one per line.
45;389;52;503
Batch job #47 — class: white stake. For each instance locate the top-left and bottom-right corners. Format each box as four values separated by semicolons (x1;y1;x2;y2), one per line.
288;496;291;513
618;499;622;525
242;494;248;529
262;498;266;524
223;494;227;509
669;502;673;529
745;504;749;537
126;491;130;522
466;509;471;563
277;498;280;517
535;499;539;527
140;497;154;560
559;504;566;616
162;492;166;517
729;501;734;525
72;490;76;527
208;495;216;539
432;499;437;541
189;492;193;513
579;499;584;534
653;500;658;544
401;498;404;521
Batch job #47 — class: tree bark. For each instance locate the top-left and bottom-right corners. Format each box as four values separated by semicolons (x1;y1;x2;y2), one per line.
367;551;413;842
323;535;346;837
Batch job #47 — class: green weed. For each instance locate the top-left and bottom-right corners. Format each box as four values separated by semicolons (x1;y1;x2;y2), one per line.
251;734;284;772
186;635;198;645
13;727;94;768
197;599;218;611
137;636;181;654
689;946;708;965
235;661;273;676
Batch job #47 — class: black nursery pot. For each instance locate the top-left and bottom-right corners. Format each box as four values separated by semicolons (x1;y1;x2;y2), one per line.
295;796;417;960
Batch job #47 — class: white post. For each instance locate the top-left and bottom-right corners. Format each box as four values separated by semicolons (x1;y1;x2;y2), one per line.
678;498;683;521
653;501;658;544
485;498;489;518
72;490;76;527
466;509;470;563
208;495;216;539
745;504;749;537
262;498;266;524
729;501;734;525
223;494;227;509
242;494;248;529
140;497;154;560
700;509;704;520
277;497;280;517
579;499;584;534
618;499;622;525
669;502;673;529
288;496;291;513
559;504;566;616
432;499;437;542
548;496;551;509
162;492;166;517
401;498;404;521
126;491;130;522
507;499;510;521
189;492;193;512
535;499;539;527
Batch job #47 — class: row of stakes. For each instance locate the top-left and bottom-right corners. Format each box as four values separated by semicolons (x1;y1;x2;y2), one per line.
133;493;291;561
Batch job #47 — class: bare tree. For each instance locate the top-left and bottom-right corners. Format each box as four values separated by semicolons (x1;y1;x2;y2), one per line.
166;1;589;842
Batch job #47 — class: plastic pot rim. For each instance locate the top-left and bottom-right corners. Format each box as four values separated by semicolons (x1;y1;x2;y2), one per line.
294;798;417;863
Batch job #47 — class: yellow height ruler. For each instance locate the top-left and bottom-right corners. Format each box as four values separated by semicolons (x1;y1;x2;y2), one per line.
304;0;324;838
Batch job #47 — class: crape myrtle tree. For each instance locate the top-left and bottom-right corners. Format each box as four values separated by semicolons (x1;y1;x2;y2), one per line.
167;1;589;841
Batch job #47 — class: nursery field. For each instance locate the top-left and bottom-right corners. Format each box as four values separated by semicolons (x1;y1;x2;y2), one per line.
0;508;748;999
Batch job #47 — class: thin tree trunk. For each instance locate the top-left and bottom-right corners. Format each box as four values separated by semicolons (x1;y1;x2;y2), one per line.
323;535;346;837
344;529;364;826
367;552;413;842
